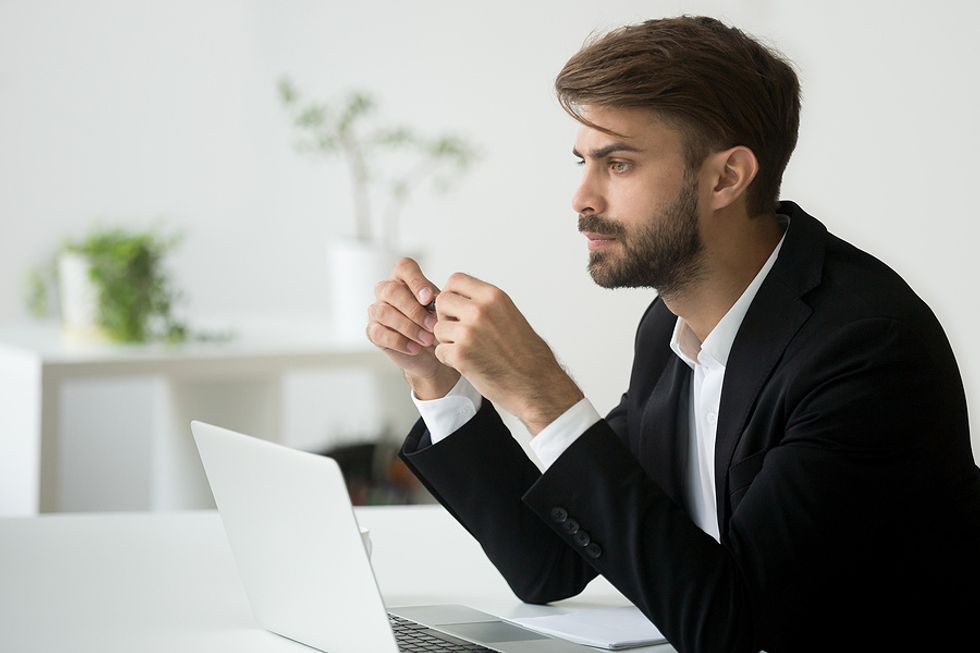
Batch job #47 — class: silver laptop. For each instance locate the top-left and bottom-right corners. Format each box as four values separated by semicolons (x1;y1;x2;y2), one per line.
191;420;593;653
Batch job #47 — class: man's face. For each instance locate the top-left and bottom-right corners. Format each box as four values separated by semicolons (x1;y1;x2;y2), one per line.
572;106;706;296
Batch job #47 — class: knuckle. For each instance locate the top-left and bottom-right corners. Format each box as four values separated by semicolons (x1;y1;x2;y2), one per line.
434;343;449;364
378;326;398;345
487;286;506;303
447;272;466;285
383;332;403;351
394;257;417;275
376;327;399;350
378;282;398;303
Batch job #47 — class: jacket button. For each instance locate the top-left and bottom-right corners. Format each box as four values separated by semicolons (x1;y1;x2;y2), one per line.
573;530;591;547
584;542;602;559
562;518;580;535
550;507;568;523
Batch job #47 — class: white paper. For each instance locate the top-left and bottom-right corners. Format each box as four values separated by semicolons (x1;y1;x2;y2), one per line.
507;606;666;650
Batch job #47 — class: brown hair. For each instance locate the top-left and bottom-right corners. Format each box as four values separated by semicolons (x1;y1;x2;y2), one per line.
555;16;801;216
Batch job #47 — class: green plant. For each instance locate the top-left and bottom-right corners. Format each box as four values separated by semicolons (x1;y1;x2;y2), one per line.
27;228;188;343
278;77;479;248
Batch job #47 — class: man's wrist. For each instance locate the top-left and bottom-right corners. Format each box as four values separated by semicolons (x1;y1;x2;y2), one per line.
405;368;461;400
521;377;585;437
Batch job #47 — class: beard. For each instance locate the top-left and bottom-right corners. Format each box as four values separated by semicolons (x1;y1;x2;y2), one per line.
579;173;705;297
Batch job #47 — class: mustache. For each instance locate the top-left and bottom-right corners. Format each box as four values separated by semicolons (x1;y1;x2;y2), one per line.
578;213;626;238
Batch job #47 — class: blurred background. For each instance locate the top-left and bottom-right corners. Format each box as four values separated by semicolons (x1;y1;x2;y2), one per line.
1;0;978;515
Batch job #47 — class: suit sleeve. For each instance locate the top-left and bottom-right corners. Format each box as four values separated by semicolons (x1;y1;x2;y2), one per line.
399;392;630;603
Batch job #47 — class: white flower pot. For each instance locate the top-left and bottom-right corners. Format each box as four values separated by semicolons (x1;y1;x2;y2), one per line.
58;251;107;342
326;240;405;344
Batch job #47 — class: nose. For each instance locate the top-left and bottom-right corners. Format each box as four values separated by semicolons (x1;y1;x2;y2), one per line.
572;166;606;216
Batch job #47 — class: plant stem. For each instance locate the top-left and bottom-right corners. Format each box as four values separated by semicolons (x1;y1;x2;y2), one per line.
339;132;372;242
380;153;440;251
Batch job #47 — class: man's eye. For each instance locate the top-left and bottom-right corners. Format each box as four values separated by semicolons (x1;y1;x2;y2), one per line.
575;159;585;166
610;161;633;174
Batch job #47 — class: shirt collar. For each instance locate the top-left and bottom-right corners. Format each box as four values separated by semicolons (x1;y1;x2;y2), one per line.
669;217;789;370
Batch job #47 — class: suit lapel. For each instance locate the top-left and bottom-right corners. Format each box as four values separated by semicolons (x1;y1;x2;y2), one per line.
713;202;827;532
714;285;811;530
640;353;693;512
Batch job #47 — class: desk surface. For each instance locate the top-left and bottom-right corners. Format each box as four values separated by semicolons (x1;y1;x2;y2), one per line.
0;506;675;652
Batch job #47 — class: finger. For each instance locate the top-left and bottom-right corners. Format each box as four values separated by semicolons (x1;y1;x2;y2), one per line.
375;279;438;333
433;291;477;323
369;302;434;347
433;320;469;346
442;271;498;301
433;342;456;369
392;257;441;308
366;321;421;355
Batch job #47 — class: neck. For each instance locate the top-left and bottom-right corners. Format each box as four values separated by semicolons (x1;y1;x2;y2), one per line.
662;210;784;342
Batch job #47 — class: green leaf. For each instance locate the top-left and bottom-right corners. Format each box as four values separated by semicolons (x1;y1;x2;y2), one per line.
316;134;339;151
24;268;49;317
296;105;327;128
337;92;375;132
371;127;416;148
278;77;298;105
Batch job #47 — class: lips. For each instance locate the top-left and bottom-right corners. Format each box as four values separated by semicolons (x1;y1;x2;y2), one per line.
581;232;616;241
583;232;617;251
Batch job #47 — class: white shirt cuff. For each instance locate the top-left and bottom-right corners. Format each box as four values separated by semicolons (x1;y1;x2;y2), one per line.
411;375;483;444
529;398;602;470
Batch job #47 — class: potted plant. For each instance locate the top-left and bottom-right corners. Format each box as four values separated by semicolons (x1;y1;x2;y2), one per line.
277;78;479;341
26;228;188;343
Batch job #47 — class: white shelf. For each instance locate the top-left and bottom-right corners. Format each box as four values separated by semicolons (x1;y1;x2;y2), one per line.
0;317;411;515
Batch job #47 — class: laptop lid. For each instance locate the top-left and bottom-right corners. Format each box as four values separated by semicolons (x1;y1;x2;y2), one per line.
191;420;398;653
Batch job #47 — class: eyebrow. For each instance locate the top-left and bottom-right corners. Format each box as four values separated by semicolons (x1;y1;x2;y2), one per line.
572;142;644;160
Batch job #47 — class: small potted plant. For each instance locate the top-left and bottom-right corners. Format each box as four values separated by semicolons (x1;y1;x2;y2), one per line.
277;78;479;341
26;228;188;343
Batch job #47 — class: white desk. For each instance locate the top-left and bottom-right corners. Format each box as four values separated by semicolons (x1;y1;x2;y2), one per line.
0;319;414;516
0;506;675;652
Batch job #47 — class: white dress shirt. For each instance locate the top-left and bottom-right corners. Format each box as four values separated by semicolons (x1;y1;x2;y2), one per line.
666;230;786;540
412;223;787;541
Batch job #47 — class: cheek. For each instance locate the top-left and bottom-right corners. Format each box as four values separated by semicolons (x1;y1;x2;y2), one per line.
612;172;678;221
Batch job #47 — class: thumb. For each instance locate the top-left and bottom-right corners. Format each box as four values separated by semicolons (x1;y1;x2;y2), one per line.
393;257;440;306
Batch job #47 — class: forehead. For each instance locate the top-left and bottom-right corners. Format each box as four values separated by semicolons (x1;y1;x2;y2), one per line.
573;105;683;154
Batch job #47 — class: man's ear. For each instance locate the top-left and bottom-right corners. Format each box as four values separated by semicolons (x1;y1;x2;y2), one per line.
708;146;759;211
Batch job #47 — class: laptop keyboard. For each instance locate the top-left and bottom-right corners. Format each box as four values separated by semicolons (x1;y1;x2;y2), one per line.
388;613;497;652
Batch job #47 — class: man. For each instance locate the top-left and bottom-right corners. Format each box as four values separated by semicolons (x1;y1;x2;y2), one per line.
366;16;980;653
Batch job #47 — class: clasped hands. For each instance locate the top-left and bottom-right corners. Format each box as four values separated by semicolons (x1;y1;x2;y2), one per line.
366;257;583;436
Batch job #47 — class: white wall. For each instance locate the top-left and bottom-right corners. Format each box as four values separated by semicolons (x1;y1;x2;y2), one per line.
2;0;978;459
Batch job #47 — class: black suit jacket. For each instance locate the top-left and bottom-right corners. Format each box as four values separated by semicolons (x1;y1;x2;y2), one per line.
400;201;980;653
